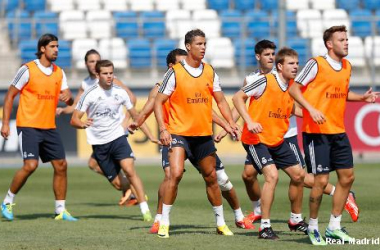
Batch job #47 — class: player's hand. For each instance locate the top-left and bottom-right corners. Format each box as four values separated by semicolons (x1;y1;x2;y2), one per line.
227;122;240;141
214;130;228;143
1;124;10;140
150;137;162;145
247;122;263;134
128;122;139;132
363;87;380;103
59;92;71;103
160;129;172;146
82;118;93;129
309;108;326;125
56;107;63;116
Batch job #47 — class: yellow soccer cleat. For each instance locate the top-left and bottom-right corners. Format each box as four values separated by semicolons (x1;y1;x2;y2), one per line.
157;225;170;239
216;224;234;236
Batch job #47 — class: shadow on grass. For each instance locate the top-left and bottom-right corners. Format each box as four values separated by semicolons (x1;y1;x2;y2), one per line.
81;202;117;207
79;214;142;221
16;213;54;220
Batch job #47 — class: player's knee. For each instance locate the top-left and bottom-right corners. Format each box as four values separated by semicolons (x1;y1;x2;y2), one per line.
88;158;98;171
265;171;278;186
291;170;305;185
217;170;233;191
23;161;38;174
340;173;355;187
112;178;122;190
170;171;183;184
54;159;67;173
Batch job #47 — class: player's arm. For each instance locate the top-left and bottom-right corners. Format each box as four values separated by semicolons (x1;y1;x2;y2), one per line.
59;70;74;106
289;59;326;124
154;93;171;146
291;102;303;117
70;109;93;129
57;87;84;115
214;78;247;143
135;85;159;127
1;86;19;139
232;90;262;134
347;87;379;103
213;91;239;139
289;83;325;124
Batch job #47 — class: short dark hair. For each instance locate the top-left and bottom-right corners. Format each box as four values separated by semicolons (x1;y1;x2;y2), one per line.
95;60;114;73
184;29;205;48
323;25;347;48
35;34;58;59
254;39;276;55
84;49;101;62
166;48;187;67
275;47;298;69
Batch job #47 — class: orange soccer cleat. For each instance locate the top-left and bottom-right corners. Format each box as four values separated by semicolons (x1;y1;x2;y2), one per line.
345;191;359;222
149;221;160;234
235;217;255;229
247;212;262;223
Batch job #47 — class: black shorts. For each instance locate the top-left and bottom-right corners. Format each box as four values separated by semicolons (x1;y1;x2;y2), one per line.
92;136;134;182
303;133;353;175
285;135;306;168
244;136;306;169
90;134;129;159
170;134;217;165
17;127;65;163
243;141;299;175
161;145;224;172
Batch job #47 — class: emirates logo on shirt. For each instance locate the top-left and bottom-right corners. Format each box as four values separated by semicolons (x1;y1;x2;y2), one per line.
268;108;288;119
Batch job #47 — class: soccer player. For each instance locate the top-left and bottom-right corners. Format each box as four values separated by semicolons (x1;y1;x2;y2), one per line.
1;34;77;221
56;49;156;206
289;25;379;245
233;47;306;240
132;48;254;234
216;39;359;225
153;29;239;238
70;60;152;221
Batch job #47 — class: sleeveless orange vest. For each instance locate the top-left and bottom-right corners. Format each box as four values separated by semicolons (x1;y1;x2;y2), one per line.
241;74;294;146
16;61;63;129
301;56;351;134
167;62;214;136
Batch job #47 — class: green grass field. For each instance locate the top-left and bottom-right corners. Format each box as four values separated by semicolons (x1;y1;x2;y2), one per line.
0;163;379;250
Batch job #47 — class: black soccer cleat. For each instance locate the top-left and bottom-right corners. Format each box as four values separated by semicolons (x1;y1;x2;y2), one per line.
288;219;308;235
258;227;279;240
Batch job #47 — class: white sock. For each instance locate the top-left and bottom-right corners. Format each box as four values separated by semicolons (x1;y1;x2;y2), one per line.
55;200;65;214
154;214;162;223
260;219;271;229
253;199;261;215
308;217;319;231
4;189;15;204
290;212;303;224
161;203;172;226
233;208;244;222
213;205;226;227
329;186;336;196
328;214;342;231
139;201;150;214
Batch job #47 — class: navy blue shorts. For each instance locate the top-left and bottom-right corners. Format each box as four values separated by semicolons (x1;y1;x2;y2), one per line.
169;134;216;164
161;145;224;172
285;135;306;168
303;133;353;175
244;136;306;169
17;127;65;163
243;141;299;175
92;136;134;182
